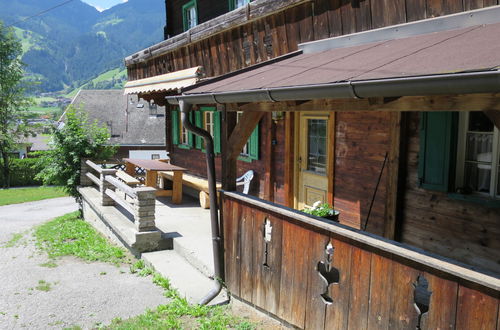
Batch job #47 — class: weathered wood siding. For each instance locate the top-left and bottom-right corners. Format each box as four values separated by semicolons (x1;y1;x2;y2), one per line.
222;192;500;329
334;111;389;235
401;112;500;276
128;0;499;81
169;112;285;200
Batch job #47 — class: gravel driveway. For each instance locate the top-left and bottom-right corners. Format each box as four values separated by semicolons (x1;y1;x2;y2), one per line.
0;197;168;329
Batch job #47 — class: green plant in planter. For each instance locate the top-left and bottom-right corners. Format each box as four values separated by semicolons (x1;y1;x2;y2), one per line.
302;201;339;221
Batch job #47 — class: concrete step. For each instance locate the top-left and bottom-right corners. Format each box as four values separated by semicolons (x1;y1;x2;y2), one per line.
142;249;227;305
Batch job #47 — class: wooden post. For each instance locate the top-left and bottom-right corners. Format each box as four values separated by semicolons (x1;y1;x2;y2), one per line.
221;105;237;191
80;158;92;186
100;169;117;206
172;171;183;204
384;112;406;240
284;112;295;208
264;113;274;201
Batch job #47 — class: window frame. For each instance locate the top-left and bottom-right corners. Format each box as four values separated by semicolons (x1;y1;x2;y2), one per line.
228;0;250;11
455;112;500;199
194;107;220;153
418;111;500;206
171;109;194;150
236;111;259;162
182;0;198;31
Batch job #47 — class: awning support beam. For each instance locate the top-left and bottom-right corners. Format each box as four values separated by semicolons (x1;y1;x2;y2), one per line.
227;111;265;161
484;110;500;130
225;93;500;113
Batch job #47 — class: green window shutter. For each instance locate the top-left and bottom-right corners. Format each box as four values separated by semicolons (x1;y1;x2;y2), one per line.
195;111;202;149
188;112;194;148
214;111;221;154
171;110;179;145
228;0;235;11
248;123;259;160
418;112;455;192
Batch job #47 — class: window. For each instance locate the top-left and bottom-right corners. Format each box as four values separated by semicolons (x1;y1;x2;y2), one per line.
194;107;220;153
182;0;197;31
237;111;259;161
307;119;327;175
106;120;120;138
456;112;499;198
149;102;163;117
151;154;160;160
171;109;194;149
418;111;500;202
229;0;250;11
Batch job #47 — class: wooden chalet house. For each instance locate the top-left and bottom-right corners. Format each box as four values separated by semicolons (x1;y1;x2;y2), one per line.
123;0;500;328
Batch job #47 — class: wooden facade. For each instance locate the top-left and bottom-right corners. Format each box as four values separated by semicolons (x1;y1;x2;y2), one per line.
125;0;500;327
127;0;500;81
221;192;499;330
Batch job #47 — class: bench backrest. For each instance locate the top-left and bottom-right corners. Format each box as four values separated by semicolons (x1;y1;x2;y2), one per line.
236;170;254;194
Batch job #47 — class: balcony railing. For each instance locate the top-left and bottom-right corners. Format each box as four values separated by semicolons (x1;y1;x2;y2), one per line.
220;191;500;329
80;160;156;232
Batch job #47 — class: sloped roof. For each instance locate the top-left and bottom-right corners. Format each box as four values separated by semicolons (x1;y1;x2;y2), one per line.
168;8;500;105
68;90;165;146
183;22;500;95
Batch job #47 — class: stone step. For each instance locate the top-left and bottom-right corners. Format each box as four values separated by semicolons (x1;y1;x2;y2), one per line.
141;249;227;305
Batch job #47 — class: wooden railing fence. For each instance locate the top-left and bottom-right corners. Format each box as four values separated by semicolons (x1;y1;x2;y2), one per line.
221;192;500;330
80;159;157;232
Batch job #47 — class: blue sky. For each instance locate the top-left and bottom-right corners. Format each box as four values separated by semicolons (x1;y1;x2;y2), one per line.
81;0;128;11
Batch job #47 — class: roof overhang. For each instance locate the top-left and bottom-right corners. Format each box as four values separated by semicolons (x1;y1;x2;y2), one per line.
166;6;500;107
124;66;203;95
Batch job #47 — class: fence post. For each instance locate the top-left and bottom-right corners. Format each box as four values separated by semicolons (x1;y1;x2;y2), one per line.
80;158;93;186
134;187;157;232
100;169;117;206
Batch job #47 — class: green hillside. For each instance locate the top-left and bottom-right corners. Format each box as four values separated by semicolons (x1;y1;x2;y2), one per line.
65;67;128;98
0;0;164;93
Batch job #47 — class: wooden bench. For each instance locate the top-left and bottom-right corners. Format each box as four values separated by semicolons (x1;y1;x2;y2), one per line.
159;171;221;209
116;170;141;186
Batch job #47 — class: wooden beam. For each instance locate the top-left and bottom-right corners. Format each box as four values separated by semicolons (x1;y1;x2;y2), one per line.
327;112;336;206
484;110;500;130
227;93;500;113
227;111;265;161
384;112;407;240
263;114;274;202
221;106;237;191
284;112;295;208
125;0;310;65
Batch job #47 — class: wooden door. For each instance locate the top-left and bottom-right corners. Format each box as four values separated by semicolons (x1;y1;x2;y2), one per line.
295;112;332;209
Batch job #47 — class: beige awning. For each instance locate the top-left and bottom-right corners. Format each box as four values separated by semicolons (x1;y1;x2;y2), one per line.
124;66;203;95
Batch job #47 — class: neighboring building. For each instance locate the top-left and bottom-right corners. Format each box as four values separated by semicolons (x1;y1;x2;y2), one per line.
119;1;500;328
67;90;167;160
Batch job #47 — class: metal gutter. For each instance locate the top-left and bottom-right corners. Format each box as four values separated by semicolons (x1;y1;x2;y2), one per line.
179;100;224;305
166;70;500;106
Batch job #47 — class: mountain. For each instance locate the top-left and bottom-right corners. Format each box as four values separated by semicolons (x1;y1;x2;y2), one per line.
0;0;165;93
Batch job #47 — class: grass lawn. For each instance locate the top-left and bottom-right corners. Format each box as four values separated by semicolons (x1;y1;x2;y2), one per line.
32;212;256;329
35;211;127;264
0;186;68;206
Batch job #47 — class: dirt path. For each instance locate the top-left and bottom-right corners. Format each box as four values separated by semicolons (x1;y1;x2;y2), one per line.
0;198;168;329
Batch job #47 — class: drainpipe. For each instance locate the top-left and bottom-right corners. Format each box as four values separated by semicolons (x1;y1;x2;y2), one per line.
179;100;223;305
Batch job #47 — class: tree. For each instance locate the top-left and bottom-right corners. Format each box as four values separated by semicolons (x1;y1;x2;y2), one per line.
0;21;33;188
36;105;116;204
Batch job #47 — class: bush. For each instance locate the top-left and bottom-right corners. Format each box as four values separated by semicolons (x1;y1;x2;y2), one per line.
36;106;116;201
0;158;42;187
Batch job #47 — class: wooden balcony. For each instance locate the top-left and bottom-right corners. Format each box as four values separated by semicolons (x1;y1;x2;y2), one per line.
220;191;499;329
